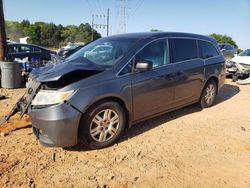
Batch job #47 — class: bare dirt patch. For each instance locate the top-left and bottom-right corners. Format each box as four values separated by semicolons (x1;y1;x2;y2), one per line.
0;80;250;187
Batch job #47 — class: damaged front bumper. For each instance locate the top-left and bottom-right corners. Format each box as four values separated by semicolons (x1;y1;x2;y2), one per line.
30;102;82;147
0;79;82;147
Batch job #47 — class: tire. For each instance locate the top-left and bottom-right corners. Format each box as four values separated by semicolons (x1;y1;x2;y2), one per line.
79;101;126;149
199;80;217;108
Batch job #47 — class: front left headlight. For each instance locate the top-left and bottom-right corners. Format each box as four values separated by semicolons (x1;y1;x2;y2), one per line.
32;90;74;106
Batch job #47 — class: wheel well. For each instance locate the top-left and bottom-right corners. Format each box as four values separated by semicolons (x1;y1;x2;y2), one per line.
84;97;130;129
205;76;219;94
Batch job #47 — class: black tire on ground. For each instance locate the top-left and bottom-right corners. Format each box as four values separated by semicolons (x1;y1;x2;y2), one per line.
78;101;126;149
199;80;217;108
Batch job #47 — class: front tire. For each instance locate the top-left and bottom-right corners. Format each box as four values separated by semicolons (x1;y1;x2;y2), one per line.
199;80;217;108
79;101;126;149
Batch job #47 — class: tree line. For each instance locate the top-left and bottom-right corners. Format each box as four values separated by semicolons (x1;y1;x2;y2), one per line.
6;20;101;48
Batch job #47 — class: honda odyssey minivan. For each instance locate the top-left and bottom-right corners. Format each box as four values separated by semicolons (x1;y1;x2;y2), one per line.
28;32;225;149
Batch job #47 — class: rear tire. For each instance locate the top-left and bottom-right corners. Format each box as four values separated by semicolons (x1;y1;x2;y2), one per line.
79;101;126;149
199;80;217;108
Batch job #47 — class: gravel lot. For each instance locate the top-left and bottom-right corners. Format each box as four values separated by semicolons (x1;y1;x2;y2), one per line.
0;79;250;188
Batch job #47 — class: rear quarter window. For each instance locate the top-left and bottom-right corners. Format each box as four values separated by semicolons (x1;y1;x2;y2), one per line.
199;40;219;59
169;38;198;63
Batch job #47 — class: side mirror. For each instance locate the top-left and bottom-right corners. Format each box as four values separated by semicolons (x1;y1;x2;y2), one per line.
135;60;152;72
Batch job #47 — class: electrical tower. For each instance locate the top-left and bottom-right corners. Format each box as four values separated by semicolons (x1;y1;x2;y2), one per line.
118;0;128;34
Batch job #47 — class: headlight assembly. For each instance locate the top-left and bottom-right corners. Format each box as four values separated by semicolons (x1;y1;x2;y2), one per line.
32;90;74;106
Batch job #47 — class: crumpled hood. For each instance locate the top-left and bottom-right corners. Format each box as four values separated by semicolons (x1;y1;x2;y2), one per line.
231;56;250;65
34;57;105;82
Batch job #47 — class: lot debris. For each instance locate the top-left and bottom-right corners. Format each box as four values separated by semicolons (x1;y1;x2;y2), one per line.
0;95;6;100
241;126;246;131
0;114;31;134
237;77;250;85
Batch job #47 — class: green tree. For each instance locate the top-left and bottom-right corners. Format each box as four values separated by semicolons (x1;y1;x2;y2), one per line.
5;21;24;41
150;29;162;32
209;33;238;48
5;20;101;48
20;19;30;36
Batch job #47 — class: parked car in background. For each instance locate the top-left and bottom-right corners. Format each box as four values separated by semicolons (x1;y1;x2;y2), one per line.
219;43;237;60
226;49;250;80
26;32;225;149
57;44;84;58
6;43;56;61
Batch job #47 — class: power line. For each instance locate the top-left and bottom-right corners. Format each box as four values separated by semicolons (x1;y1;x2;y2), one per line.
92;0;103;15
129;0;144;18
86;0;100;15
96;0;104;14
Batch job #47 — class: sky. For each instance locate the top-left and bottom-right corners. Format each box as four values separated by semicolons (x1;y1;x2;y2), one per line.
3;0;250;49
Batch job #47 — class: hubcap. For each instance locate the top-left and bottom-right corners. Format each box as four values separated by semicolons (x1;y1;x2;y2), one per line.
90;109;120;142
205;84;215;104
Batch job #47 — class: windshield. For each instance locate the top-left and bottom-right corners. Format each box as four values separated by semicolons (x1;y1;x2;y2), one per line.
239;49;250;56
66;37;140;67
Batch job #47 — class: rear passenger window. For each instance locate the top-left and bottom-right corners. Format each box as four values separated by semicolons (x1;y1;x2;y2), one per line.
20;45;33;52
199;40;219;59
169;38;198;63
33;47;41;52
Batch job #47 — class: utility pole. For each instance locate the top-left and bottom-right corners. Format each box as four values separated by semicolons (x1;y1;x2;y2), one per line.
92;8;110;37
91;14;94;41
0;0;7;61
107;8;109;36
118;0;128;34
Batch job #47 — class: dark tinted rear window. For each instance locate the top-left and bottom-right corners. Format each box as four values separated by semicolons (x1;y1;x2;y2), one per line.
199;40;219;59
169;38;198;63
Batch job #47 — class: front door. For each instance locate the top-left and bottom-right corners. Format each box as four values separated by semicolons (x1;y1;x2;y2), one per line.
131;39;175;121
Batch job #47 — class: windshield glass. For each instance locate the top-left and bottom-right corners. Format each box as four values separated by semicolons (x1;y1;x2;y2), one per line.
66;37;140;67
239;49;250;56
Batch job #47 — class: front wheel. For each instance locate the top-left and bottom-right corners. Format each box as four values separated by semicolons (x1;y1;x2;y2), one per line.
199;80;217;108
79;101;126;149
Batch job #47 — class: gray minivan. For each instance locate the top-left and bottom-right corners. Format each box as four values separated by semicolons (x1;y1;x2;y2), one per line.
27;32;225;149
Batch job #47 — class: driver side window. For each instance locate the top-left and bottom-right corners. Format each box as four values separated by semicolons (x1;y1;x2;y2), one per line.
135;39;168;69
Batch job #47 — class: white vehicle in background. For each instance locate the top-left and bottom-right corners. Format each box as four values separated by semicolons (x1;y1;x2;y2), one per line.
226;49;250;80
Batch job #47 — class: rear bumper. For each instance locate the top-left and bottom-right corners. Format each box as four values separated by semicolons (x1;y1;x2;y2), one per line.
29;102;82;147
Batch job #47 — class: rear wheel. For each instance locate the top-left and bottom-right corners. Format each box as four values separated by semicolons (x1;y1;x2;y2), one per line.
79;101;126;149
199;80;217;108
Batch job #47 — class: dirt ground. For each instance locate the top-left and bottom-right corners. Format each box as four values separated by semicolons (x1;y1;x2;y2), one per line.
0;79;250;188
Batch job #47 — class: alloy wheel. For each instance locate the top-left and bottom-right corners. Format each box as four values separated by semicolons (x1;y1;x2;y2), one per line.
204;83;215;104
90;109;120;142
